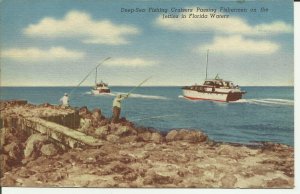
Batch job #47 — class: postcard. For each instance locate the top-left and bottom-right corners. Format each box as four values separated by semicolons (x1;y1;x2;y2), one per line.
0;0;294;188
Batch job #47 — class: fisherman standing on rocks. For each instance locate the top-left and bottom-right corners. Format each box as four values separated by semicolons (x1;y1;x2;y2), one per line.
60;93;69;107
111;94;129;123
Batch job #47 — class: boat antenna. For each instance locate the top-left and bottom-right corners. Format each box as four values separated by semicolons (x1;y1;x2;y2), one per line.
205;49;209;80
95;67;98;85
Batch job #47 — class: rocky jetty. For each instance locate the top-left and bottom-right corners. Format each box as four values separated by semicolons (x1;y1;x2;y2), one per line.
0;100;294;188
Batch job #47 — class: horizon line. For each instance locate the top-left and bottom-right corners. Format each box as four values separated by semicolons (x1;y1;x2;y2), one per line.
0;85;295;87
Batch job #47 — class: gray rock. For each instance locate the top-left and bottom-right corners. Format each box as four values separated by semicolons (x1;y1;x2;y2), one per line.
40;143;58;156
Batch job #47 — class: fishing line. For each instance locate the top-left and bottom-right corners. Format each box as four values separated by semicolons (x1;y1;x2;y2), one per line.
68;57;111;99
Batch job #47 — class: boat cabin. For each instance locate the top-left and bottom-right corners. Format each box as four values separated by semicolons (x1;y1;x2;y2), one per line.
203;79;235;89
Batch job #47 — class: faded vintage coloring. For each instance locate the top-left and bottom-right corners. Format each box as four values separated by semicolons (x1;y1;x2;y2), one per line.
0;0;294;188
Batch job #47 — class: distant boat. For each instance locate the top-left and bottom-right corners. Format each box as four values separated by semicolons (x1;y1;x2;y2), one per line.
91;67;110;94
182;51;246;102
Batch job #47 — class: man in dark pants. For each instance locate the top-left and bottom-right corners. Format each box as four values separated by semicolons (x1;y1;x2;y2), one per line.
111;94;129;123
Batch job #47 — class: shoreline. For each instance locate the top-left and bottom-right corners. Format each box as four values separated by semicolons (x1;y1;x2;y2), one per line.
0;100;294;188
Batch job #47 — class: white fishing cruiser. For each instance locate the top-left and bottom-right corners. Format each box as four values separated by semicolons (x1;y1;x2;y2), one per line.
91;67;110;94
182;51;246;102
182;75;246;102
92;81;110;94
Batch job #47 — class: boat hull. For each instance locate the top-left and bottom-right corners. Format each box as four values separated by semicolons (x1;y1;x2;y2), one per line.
182;89;243;102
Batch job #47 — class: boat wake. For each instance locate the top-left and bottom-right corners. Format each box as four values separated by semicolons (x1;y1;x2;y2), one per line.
89;91;168;100
233;98;294;106
120;92;168;100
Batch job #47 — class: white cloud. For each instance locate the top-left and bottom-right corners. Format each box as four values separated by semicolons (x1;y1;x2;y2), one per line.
155;7;292;35
104;57;158;67
2;47;85;61
24;10;140;45
198;35;279;55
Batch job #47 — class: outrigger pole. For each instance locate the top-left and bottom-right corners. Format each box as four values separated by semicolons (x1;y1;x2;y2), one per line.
205;49;209;80
126;76;152;97
69;57;111;98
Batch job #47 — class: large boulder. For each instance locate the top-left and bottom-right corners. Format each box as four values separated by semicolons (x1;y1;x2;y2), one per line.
166;130;178;142
166;129;207;143
79;118;92;132
91;108;104;127
24;134;49;158
78;106;91;117
137;131;152;142
114;126;136;136
40;143;58;156
220;174;237;188
151;132;163;143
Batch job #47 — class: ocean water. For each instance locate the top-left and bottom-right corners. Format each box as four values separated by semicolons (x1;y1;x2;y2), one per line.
1;86;294;146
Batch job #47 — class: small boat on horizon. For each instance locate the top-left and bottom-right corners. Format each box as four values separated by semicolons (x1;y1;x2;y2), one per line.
182;51;246;102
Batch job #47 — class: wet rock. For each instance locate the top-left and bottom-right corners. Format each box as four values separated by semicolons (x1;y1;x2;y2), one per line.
106;134;119;143
220;174;237;188
178;129;207;143
151;132;163;143
266;177;289;188
92;108;102;120
166;130;178;142
24;134;49;158
40;143;58;156
78;106;91;117
91;108;104;127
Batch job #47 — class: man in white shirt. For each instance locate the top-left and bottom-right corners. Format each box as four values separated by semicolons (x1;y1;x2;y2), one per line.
111;94;128;123
60;93;69;107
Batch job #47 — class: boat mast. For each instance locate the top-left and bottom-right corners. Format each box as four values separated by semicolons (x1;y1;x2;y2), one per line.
205;49;209;80
95;67;98;85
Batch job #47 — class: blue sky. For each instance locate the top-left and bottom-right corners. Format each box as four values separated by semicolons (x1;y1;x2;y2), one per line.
0;0;294;86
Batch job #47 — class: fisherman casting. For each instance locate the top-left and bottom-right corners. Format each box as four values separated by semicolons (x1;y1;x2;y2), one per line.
60;93;69;107
111;94;129;123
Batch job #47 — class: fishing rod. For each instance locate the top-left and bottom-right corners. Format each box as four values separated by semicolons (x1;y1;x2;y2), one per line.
132;114;178;122
125;76;152;97
68;57;111;99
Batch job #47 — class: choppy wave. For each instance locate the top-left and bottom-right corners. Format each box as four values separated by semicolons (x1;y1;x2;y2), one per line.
233;98;294;106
